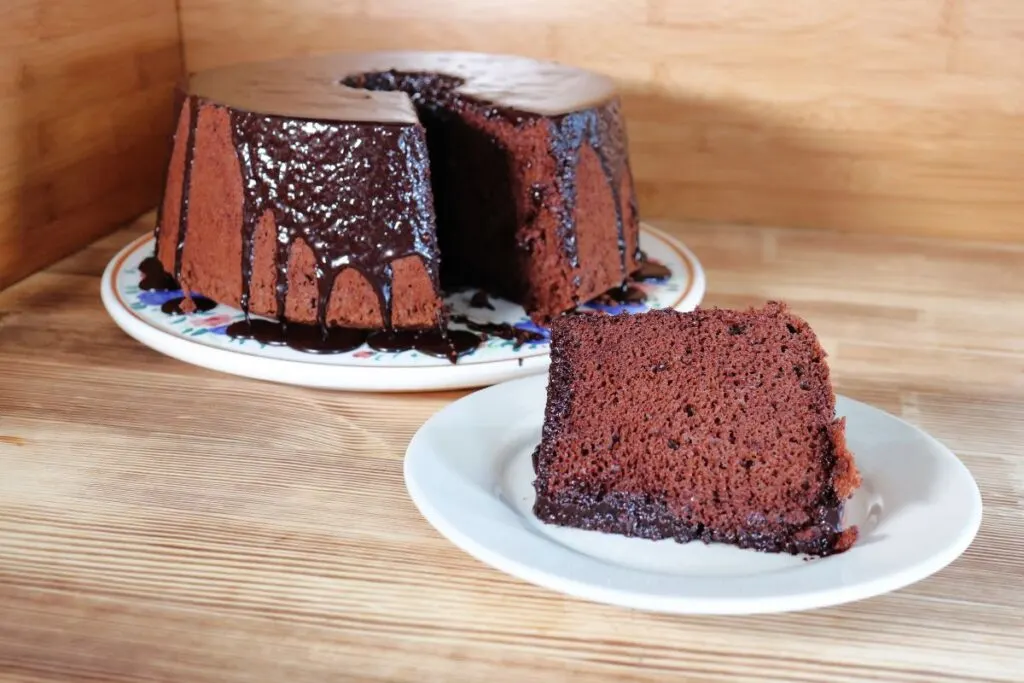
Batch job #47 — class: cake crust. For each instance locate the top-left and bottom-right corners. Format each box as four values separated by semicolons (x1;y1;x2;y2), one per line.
532;303;861;557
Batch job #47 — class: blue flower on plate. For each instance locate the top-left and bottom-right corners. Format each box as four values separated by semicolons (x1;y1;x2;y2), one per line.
583;299;650;316
513;318;551;343
137;289;185;306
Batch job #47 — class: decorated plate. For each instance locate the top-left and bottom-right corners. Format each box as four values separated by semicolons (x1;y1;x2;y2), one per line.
404;374;983;614
101;223;705;392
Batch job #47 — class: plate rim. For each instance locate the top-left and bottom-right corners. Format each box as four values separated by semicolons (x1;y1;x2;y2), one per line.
403;373;984;615
100;223;707;392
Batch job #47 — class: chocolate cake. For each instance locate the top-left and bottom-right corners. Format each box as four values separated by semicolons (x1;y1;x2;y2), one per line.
532;303;861;557
154;52;641;332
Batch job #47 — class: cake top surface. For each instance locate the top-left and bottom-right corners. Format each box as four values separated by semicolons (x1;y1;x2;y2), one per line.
187;51;618;122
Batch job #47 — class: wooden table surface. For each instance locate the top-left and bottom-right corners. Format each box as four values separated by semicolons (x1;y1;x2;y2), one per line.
1;213;1022;682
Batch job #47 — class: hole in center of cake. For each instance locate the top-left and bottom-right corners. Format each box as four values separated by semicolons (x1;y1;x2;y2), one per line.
342;70;530;302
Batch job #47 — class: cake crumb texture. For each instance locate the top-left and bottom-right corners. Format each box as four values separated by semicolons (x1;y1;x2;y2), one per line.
533;302;861;557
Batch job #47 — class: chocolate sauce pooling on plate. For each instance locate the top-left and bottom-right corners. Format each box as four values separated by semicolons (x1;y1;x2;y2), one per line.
450;315;545;349
225;319;369;354
161;296;217;315
631;253;671;282
223;320;482;362
593;284;647;306
138;256;178;291
366;329;481;362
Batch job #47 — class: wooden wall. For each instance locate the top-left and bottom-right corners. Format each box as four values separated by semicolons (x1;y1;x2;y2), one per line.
0;1;182;289
179;0;1024;242
3;0;1021;288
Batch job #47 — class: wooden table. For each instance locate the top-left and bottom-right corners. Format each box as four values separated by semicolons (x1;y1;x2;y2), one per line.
1;213;1022;682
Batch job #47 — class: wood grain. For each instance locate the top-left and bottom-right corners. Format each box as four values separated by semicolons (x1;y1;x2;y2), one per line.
0;0;183;290
178;0;1024;242
0;212;1022;681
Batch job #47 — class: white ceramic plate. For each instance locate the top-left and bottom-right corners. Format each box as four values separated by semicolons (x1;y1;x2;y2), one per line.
404;374;983;615
101;223;705;392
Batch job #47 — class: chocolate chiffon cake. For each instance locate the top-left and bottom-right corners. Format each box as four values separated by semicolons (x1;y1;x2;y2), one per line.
532;303;861;557
154;52;641;333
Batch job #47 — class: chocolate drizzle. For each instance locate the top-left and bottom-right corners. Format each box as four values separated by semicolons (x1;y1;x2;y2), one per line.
222;319;481;362
226;319;368;354
344;70;637;308
548;106;630;282
226;111;440;331
174;96;200;280
632;253;671;282
366;329;481;362
138;256;178;291
450;315;546;349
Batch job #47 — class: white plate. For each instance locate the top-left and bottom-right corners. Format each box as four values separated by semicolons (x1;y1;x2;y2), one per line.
404;374;983;614
101;224;705;392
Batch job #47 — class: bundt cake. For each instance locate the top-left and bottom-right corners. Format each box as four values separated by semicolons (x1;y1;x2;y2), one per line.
532;303;862;557
153;51;641;332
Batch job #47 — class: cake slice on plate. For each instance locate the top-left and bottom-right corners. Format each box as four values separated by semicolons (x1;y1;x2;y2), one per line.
532;303;861;557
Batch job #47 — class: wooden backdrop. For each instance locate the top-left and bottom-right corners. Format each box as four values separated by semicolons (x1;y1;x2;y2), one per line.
0;1;182;289
179;0;1024;243
3;0;1023;288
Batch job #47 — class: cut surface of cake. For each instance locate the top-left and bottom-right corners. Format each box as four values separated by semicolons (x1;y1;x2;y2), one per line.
154;51;641;332
532;303;861;557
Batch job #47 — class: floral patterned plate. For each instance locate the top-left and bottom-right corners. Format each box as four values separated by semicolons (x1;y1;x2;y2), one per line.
100;223;705;392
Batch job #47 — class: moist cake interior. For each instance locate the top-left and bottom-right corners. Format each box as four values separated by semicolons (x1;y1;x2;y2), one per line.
532;304;861;557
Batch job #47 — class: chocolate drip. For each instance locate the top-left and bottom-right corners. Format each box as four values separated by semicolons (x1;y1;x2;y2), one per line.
174;96;200;280
161;296;217;315
138;256;178;291
226;112;440;333
548;106;629;283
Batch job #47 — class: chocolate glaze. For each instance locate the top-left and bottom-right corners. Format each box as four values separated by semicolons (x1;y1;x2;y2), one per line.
224;318;482;362
173;96;200;280
632;253;671;282
593;284;647;306
549;105;630;280
161;296;217;315
451;314;545;349
227;110;440;332
345;70;634;301
468;291;494;310
226;319;368;354
138;256;179;291
366;328;481;363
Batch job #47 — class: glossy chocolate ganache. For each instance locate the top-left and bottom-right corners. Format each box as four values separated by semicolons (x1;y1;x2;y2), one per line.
159;95;439;332
343;69;639;297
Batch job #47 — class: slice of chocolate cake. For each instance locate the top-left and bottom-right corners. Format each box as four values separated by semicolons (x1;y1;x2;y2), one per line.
532;303;861;557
